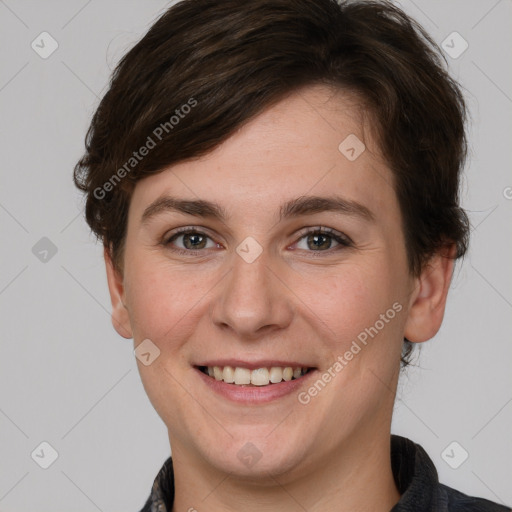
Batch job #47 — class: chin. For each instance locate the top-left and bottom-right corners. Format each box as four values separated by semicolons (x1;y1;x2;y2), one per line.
194;422;314;480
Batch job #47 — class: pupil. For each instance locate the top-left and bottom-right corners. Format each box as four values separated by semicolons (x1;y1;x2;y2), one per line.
308;234;330;250
185;233;206;249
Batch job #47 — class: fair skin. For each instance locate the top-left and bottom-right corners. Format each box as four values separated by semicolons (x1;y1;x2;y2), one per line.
105;84;454;512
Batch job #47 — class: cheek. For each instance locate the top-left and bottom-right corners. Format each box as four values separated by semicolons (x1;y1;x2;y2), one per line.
306;258;401;344
124;261;214;424
306;262;405;410
124;259;216;348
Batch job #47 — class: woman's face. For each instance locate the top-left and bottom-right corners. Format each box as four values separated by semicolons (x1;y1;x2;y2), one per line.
107;84;422;478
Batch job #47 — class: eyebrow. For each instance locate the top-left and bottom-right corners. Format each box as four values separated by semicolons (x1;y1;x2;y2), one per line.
140;194;375;225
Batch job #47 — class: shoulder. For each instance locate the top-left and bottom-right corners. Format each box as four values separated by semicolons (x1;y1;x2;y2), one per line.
436;483;511;512
138;456;174;512
390;435;510;512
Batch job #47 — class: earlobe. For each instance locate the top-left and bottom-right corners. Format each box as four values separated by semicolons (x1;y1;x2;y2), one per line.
404;246;456;343
104;246;133;339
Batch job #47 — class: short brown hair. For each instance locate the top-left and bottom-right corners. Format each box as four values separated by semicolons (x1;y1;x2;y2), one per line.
73;0;470;365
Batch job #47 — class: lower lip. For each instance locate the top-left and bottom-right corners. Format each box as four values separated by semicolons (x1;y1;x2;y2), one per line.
194;367;317;405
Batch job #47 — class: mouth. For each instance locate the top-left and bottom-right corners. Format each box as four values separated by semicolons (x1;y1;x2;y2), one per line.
195;365;315;387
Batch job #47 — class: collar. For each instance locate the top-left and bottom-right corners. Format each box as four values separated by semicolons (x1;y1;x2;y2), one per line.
390;434;439;511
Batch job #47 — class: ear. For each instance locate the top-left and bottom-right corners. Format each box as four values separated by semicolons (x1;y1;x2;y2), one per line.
104;246;133;339
404;246;456;343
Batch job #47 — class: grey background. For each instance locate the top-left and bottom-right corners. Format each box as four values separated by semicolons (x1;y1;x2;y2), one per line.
0;1;511;511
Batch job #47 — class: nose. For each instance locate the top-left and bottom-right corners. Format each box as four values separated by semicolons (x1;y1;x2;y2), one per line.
210;248;294;340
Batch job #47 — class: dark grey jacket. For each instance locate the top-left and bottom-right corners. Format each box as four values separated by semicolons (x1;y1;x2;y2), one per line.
139;435;511;511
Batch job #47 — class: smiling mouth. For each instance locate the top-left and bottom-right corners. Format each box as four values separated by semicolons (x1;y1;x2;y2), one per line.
196;365;314;386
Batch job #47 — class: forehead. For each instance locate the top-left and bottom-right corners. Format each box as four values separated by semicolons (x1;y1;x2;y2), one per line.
128;84;397;226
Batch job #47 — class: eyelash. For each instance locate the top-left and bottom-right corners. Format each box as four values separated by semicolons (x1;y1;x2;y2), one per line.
162;226;353;257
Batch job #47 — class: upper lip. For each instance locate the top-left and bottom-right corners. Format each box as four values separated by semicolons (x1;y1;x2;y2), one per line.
194;359;315;370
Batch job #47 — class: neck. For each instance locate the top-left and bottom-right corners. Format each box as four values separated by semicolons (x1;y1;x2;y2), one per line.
170;426;400;512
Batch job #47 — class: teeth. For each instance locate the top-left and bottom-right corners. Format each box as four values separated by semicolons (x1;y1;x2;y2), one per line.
234;367;251;385
283;367;293;381
223;365;235;383
203;365;309;386
269;367;283;383
251;368;269;386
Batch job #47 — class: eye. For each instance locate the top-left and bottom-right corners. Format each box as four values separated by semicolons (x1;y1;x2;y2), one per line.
293;227;352;253
163;228;219;254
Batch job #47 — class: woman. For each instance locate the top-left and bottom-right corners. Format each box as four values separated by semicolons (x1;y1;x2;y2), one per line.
73;1;510;510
